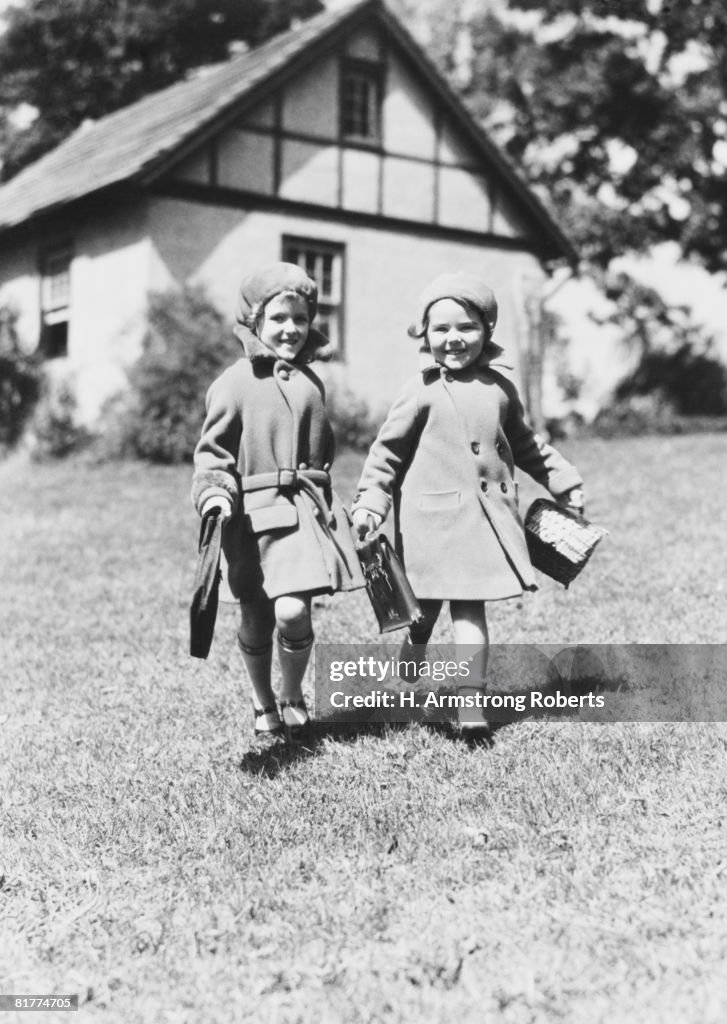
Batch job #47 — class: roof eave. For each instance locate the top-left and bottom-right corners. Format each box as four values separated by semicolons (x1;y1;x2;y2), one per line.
0;181;144;243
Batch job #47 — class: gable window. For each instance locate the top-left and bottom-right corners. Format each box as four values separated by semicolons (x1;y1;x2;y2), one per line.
283;238;345;357
341;61;382;144
40;245;72;358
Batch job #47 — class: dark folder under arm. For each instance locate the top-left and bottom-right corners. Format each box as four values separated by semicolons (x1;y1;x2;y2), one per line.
190;511;223;659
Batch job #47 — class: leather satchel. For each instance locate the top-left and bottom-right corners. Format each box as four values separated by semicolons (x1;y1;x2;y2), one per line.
190;510;224;659
356;531;423;633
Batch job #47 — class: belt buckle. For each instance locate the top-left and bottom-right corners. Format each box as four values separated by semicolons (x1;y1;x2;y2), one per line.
278;469;297;488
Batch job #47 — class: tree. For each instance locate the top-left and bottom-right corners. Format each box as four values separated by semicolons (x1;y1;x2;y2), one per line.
394;0;727;273
0;0;323;180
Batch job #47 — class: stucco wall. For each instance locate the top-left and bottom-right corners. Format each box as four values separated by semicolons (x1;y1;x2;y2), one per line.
147;197;544;420
0;203;151;422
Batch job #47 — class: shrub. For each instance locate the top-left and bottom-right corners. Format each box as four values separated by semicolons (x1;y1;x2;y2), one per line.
120;287;239;463
0;305;41;452
598;268;727;415
590;392;682;439
31;377;91;461
615;343;727;417
324;383;379;452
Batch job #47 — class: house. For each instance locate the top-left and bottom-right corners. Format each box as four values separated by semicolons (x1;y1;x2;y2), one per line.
0;0;575;426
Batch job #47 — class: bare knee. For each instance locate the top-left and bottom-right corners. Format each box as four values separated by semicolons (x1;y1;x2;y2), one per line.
275;594;312;640
450;600;488;648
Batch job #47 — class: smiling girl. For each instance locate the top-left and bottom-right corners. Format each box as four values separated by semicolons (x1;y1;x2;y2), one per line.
351;271;584;738
192;262;363;741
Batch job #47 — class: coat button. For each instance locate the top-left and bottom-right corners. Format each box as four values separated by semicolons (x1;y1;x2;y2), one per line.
298;462;308;470
323;462;331;471
471;442;480;454
480;480;488;493
279;369;289;380
445;372;454;382
500;481;508;493
496;442;505;456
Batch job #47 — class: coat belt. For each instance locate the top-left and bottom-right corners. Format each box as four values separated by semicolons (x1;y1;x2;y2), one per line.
242;468;330;492
241;468;334;526
241;468;357;584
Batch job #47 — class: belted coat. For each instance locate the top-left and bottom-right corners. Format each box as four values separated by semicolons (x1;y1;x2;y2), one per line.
352;350;583;601
192;326;364;602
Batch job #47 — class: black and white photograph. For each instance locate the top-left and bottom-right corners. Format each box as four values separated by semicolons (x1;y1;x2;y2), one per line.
1;0;725;1020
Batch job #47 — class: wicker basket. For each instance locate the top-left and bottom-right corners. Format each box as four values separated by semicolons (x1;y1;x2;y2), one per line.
524;499;608;588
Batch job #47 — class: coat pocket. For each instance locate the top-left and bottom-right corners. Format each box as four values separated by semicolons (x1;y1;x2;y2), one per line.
419;489;460;511
246;504;298;533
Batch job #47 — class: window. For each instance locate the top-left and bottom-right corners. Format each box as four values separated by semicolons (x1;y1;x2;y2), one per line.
40;246;72;358
283;238;345;356
341;62;382;143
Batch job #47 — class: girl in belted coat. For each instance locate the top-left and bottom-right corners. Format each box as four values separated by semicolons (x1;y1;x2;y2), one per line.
352;271;584;736
193;262;363;740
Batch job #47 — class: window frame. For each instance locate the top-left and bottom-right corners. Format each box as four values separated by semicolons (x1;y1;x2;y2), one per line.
39;243;73;359
282;237;346;359
339;58;384;147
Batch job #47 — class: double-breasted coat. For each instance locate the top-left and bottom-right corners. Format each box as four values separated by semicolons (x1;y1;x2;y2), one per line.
192;327;364;603
352;350;583;601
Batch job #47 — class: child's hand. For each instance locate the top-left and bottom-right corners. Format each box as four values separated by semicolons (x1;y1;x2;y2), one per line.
201;495;233;520
557;488;585;516
352;508;382;539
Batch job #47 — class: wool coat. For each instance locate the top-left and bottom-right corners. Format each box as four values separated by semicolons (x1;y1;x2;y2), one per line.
352;349;583;601
192;326;364;603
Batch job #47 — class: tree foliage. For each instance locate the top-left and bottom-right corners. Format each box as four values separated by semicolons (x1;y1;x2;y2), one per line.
0;0;323;179
398;0;727;272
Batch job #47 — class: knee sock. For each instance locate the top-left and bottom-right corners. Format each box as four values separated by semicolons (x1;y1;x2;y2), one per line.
237;633;275;712
277;630;314;703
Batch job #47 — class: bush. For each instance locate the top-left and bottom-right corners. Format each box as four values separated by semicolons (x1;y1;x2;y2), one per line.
119;287;239;463
589;392;682;439
582;268;727;436
0;305;41;452
31;377;91;461
324;383;379;452
615;343;727;416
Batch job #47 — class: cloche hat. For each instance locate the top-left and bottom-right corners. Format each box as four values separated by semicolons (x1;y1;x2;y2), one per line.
409;271;498;338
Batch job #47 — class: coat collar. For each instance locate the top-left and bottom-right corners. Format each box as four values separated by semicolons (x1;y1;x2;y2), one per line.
233;322;333;365
418;343;513;379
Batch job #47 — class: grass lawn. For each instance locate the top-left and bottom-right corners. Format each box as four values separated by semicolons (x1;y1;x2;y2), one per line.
1;434;726;1023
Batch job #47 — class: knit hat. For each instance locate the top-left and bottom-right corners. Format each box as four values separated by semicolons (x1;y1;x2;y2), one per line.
409;271;499;338
233;261;331;362
235;261;318;325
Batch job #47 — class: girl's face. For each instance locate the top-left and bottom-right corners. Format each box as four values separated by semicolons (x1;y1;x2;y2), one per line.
259;292;310;360
425;298;487;371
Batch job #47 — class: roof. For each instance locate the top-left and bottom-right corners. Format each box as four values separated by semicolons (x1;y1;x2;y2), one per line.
0;0;575;262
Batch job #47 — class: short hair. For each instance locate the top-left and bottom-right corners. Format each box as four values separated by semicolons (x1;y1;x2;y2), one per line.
243;289;313;332
408;297;491;341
